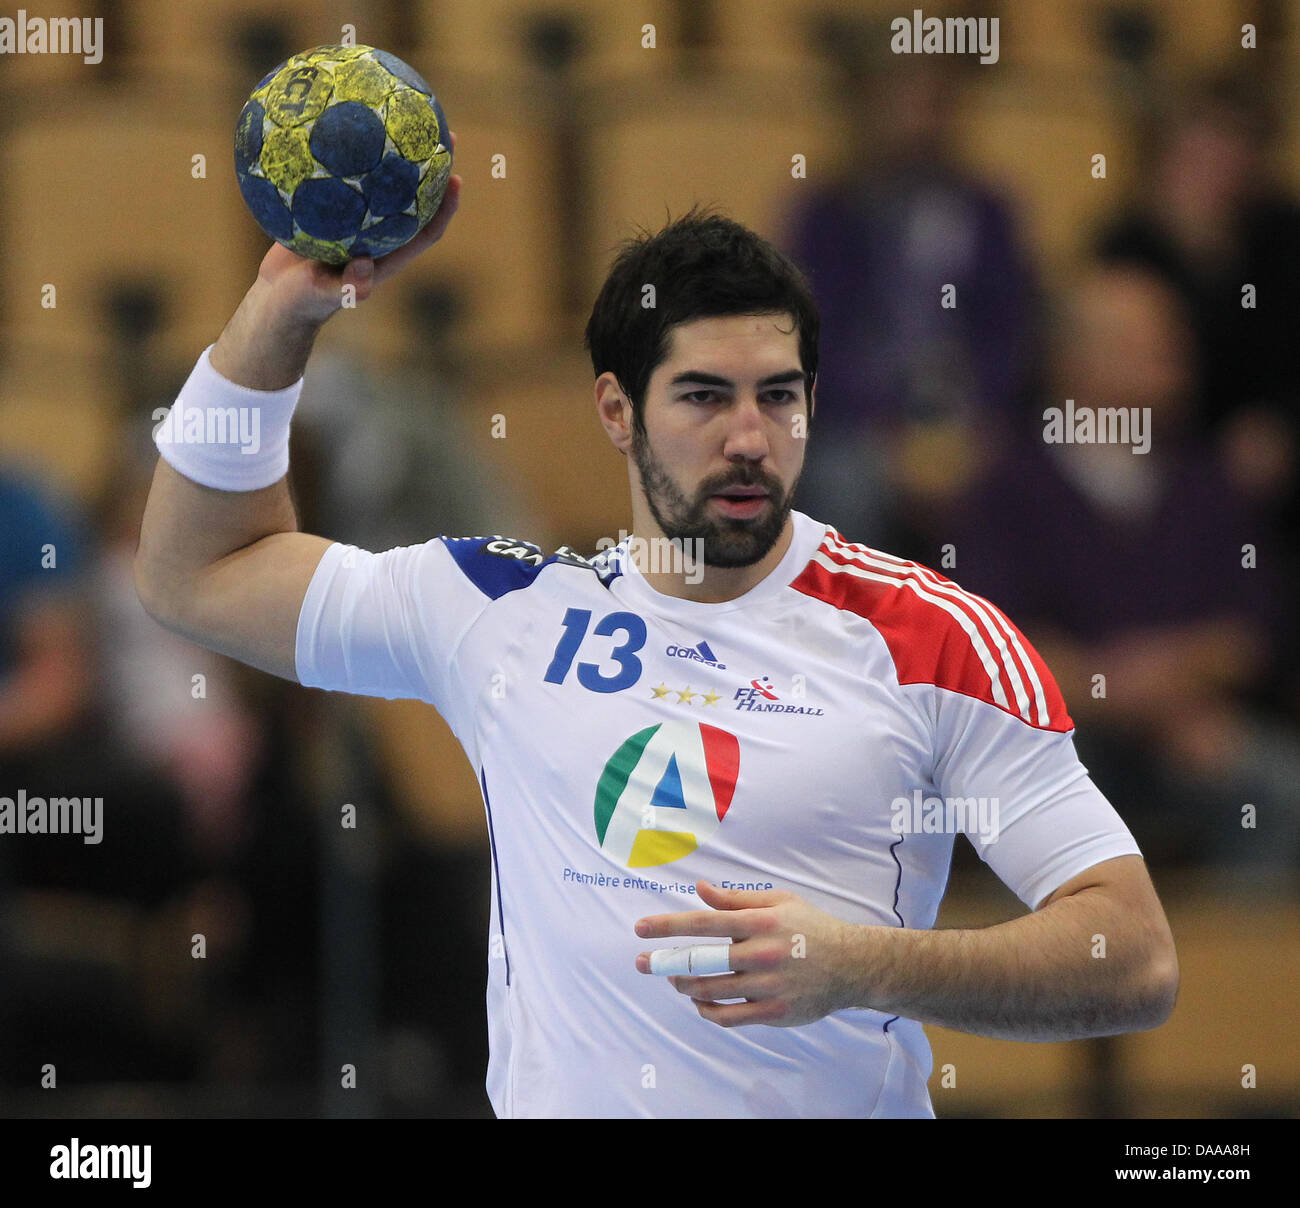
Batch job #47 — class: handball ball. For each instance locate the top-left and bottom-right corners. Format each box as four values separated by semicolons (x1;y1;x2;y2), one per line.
234;44;452;265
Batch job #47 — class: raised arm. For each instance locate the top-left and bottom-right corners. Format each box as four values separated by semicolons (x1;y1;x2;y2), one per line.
135;166;460;682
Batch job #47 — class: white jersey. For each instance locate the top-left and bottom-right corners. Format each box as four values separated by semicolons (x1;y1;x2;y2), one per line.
295;509;1141;1117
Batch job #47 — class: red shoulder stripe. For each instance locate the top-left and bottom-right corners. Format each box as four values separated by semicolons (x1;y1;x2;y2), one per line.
790;531;1073;731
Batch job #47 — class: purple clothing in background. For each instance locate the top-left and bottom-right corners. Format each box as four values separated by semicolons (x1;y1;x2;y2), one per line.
786;168;1038;432
952;436;1283;652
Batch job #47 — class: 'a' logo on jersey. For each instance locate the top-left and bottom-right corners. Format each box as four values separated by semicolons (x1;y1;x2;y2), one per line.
664;640;726;669
593;721;739;867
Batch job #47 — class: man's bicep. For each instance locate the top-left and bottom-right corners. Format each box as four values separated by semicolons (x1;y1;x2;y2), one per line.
165;530;333;683
1035;853;1179;1017
135;457;332;682
1035;852;1152;912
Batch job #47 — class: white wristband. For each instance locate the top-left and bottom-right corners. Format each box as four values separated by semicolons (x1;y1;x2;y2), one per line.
154;344;304;491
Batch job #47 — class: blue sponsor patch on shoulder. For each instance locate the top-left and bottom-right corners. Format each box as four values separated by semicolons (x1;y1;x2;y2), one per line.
441;536;622;599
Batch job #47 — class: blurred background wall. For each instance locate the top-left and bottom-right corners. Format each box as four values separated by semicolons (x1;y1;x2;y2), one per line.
0;0;1297;1118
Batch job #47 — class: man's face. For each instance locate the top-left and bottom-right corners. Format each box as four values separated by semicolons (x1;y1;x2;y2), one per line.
630;314;810;568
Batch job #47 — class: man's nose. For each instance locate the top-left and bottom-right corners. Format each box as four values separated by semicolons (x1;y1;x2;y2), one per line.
723;396;770;461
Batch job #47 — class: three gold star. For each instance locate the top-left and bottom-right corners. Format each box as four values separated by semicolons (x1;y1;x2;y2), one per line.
650;684;722;706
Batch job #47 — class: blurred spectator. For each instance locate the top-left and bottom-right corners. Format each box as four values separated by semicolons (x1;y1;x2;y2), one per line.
299;294;533;551
94;459;265;862
0;466;94;774
954;265;1298;889
0;446;325;1092
1097;72;1300;541
0;462;193;1085
784;54;1039;550
88;444;323;1096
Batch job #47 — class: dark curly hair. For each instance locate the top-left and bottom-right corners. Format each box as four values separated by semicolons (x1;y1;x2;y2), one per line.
584;206;820;435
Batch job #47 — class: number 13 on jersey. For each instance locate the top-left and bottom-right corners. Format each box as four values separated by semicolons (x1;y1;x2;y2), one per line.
543;607;647;693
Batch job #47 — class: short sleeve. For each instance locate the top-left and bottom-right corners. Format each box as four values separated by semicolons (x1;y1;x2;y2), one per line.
931;692;1143;911
294;537;491;739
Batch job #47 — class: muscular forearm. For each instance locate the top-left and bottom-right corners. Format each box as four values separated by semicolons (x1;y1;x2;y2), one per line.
137;278;324;598
135;278;334;677
208;277;324;390
840;886;1177;1041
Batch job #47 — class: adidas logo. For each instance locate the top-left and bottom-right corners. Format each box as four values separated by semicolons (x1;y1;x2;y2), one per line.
664;641;726;670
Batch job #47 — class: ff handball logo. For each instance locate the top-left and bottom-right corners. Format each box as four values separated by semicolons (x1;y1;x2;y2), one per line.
594;721;739;867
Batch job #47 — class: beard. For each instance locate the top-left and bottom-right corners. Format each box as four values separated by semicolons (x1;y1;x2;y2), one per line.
630;427;800;569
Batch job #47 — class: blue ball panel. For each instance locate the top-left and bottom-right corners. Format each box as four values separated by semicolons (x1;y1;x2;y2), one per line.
373;49;431;94
309;101;386;176
293;177;367;240
363;154;420;216
238;173;293;242
234;99;265;176
351;213;419;257
429;93;450;152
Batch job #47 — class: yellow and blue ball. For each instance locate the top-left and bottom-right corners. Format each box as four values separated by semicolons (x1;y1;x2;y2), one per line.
234;44;452;264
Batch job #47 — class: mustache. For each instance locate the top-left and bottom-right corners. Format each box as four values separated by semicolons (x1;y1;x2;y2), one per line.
697;466;784;497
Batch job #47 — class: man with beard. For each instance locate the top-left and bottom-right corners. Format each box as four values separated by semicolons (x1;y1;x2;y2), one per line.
136;181;1178;1117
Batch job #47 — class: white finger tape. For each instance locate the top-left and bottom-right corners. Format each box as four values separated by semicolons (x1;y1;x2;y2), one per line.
649;943;732;976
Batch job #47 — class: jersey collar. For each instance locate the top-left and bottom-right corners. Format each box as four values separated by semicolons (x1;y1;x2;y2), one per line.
609;510;828;617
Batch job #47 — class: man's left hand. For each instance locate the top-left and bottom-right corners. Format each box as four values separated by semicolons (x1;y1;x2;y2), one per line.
634;882;862;1027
